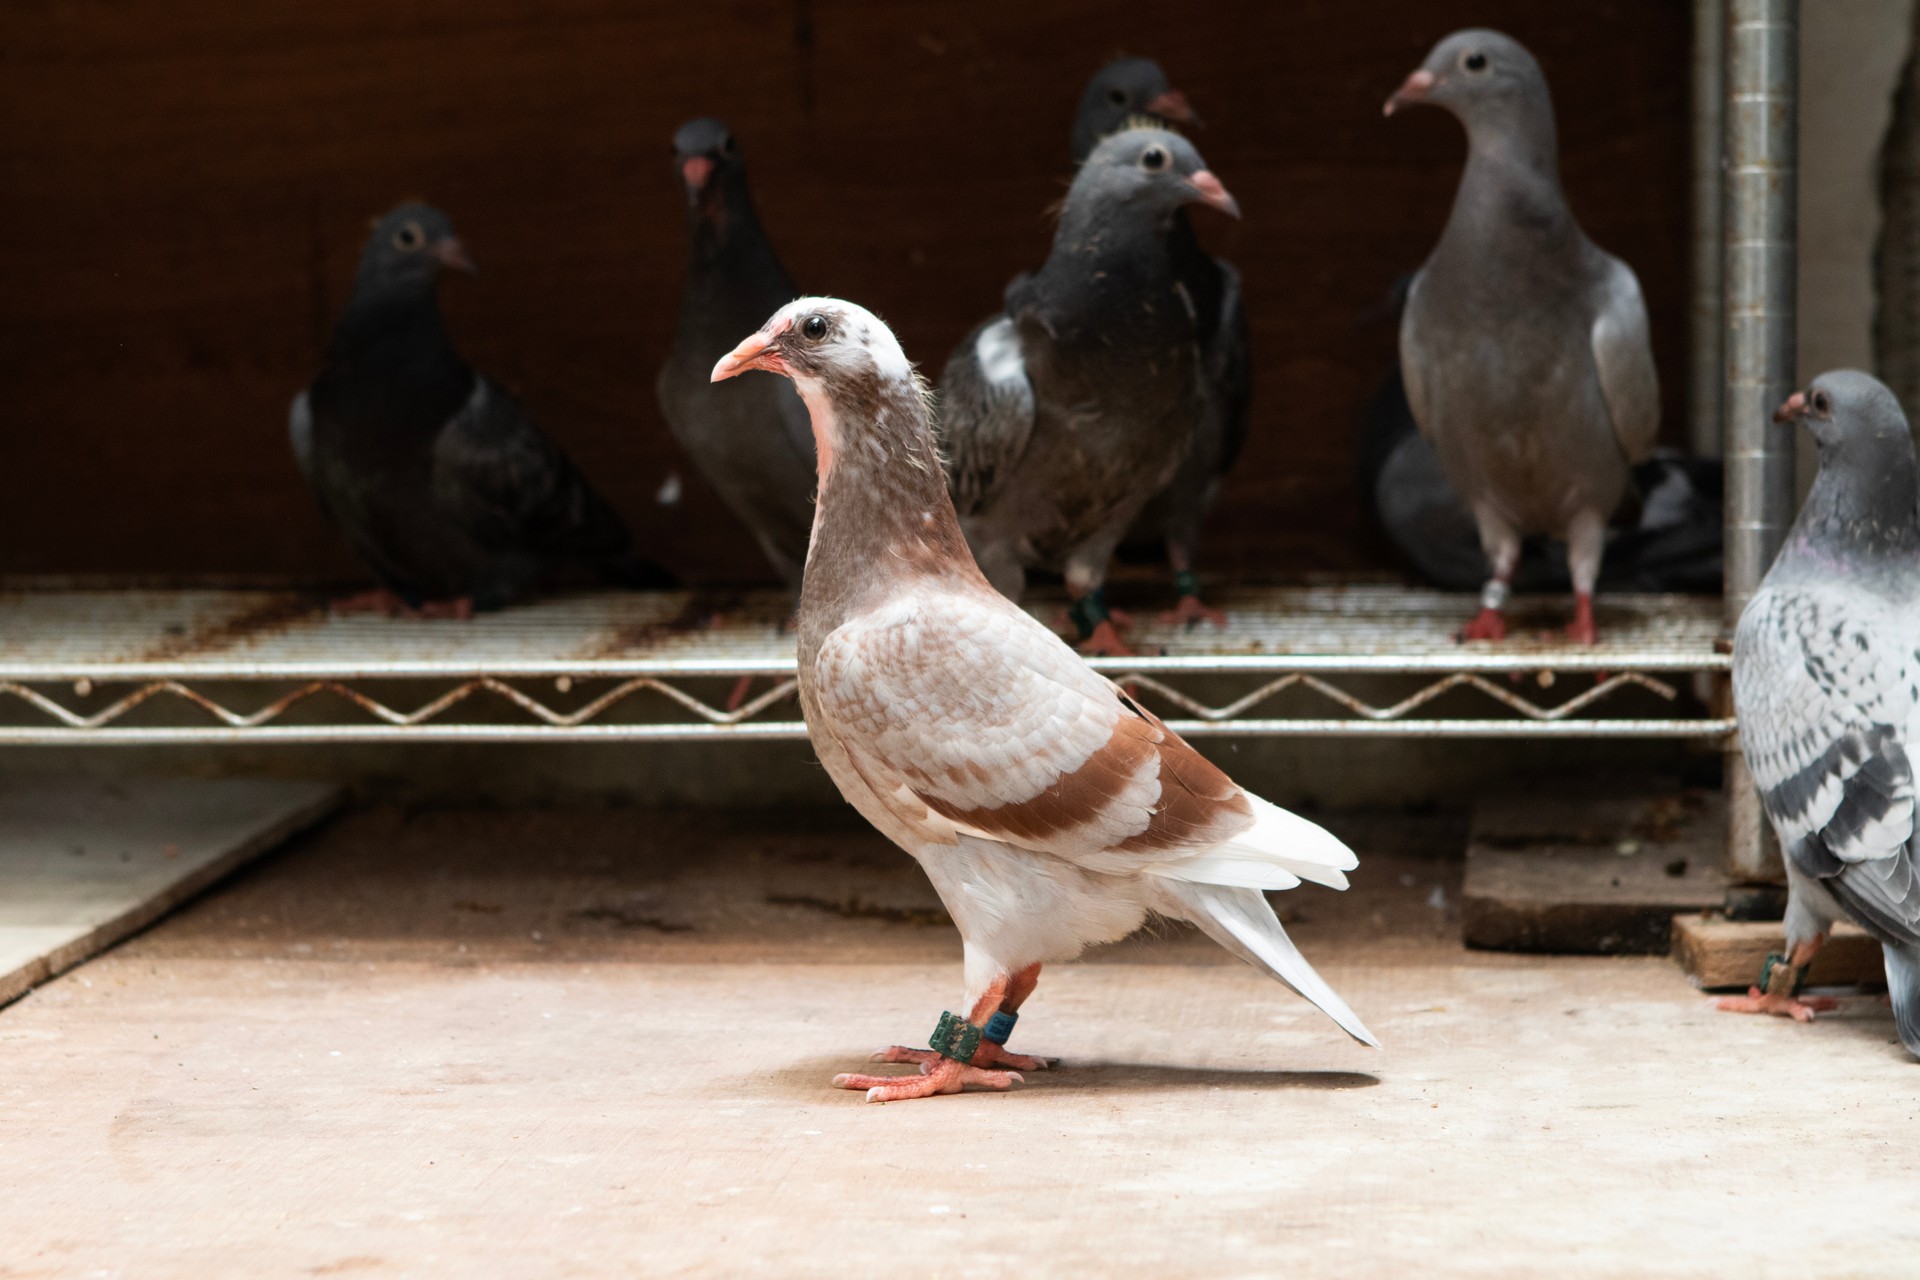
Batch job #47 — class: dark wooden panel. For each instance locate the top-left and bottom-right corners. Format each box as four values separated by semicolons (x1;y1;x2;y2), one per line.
0;0;1691;585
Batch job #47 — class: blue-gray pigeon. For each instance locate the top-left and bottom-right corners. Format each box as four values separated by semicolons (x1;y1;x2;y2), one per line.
1725;371;1920;1057
292;203;668;615
1386;29;1659;643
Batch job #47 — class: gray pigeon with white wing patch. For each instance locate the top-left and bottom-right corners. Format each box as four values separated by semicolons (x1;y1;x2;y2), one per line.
1727;370;1920;1056
1386;28;1659;644
935;127;1242;656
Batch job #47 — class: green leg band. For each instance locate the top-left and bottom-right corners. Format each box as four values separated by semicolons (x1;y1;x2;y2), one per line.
1067;589;1111;640
1173;569;1203;600
929;1010;982;1063
1759;952;1806;997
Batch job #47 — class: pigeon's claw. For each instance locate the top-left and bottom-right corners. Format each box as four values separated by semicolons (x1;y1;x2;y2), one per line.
1158;595;1227;630
331;589;473;621
1563;593;1598;645
834;1058;1025;1103
1457;608;1508;642
871;1044;1056;1072
1716;988;1840;1022
1075;620;1137;657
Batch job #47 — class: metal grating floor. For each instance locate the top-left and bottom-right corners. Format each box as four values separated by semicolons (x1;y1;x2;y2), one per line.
0;586;1731;743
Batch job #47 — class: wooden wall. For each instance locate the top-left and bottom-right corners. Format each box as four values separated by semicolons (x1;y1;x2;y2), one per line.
0;0;1691;586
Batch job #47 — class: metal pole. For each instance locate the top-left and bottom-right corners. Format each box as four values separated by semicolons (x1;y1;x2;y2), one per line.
1691;0;1726;457
1722;0;1798;882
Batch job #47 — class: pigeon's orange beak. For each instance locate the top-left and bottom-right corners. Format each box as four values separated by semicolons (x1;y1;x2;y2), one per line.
432;237;478;275
711;328;787;383
1145;89;1202;128
1384;68;1437;117
1773;391;1809;423
1185;170;1241;219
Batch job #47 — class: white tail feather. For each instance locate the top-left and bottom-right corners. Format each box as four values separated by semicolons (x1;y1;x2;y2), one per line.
1147;793;1354;891
1154;880;1380;1048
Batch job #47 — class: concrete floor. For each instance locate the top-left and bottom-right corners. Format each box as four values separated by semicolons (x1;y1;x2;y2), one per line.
1;805;1915;1279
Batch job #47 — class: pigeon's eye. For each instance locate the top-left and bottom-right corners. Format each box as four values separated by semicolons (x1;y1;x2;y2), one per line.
1463;51;1489;73
719;134;736;157
801;314;829;341
1107;88;1128;107
1140;145;1170;172
393;222;426;251
1813;390;1832;414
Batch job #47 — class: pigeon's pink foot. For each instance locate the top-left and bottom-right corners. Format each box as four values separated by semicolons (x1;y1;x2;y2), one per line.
1457;608;1507;642
1075;620;1136;657
414;597;475;621
331;590;473;620
1564;593;1598;645
870;1043;1057;1072
1716;987;1840;1022
833;1057;1025;1103
1158;595;1227;629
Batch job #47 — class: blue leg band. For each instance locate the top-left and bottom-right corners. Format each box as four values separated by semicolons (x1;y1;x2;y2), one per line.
982;1010;1018;1046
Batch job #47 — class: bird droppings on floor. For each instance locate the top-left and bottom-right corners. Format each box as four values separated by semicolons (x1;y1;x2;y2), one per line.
2;804;1916;1278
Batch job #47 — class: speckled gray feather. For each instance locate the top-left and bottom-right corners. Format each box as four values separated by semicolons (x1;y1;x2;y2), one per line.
1733;371;1920;1056
656;119;817;591
1393;30;1658;604
294;203;665;609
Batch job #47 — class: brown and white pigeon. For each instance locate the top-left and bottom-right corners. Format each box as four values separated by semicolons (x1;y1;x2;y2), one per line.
656;119;817;593
1386;29;1659;644
936;128;1241;655
714;297;1375;1102
1724;371;1920;1056
1072;57;1251;629
293;203;669;616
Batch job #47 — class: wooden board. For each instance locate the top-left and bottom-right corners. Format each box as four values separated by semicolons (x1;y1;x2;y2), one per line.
1461;783;1728;954
0;1;1690;586
0;777;343;1006
1671;913;1885;991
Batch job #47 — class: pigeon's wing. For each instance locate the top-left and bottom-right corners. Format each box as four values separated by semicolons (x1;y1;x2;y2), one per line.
1735;585;1920;945
1590;254;1661;465
432;378;633;565
1397;270;1433;442
289;391;316;482
809;588;1355;890
934;317;1036;515
1208;258;1254;474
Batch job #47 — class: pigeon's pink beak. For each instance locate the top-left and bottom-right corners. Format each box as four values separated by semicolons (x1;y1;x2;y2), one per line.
1184;170;1241;220
681;156;715;193
1773;391;1809;423
432;237;478;275
1384;69;1437;117
711;327;788;383
1145;89;1202;128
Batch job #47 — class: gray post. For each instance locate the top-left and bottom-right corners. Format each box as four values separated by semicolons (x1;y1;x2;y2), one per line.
1723;0;1797;882
1691;0;1726;458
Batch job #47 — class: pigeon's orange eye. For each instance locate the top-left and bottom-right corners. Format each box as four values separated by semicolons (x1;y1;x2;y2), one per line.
802;314;829;341
393;222;426;251
1463;51;1489;73
1107;88;1128;107
1140;145;1170;172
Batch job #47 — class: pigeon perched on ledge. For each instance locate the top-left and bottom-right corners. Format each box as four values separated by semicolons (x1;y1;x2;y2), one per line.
293;203;668;615
936;127;1242;656
656;118;816;594
1071;57;1251;629
1725;371;1920;1056
715;296;1375;1102
1387;29;1659;644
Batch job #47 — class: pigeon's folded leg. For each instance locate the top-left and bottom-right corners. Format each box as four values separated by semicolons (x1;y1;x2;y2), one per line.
1716;936;1839;1022
833;971;1035;1102
868;964;1056;1072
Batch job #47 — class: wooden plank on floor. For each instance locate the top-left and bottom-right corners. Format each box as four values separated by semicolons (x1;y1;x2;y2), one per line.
0;777;343;1006
1461;782;1727;954
1671;913;1885;990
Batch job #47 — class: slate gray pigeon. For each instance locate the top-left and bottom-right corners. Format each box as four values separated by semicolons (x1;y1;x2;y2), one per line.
936;127;1241;655
714;296;1375;1101
293;203;668;615
1387;29;1659;643
1071;58;1251;628
656;118;816;595
1724;371;1920;1056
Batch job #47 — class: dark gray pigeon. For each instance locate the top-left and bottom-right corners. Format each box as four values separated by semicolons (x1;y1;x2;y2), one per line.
1726;371;1920;1057
1072;57;1250;628
656;119;816;594
936;127;1241;655
293;203;668;615
1387;29;1659;643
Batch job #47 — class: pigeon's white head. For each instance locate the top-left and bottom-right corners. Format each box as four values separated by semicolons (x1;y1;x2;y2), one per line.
711;297;925;483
